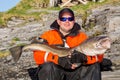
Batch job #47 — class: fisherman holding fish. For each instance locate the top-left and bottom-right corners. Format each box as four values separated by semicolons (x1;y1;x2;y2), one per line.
10;8;112;80
33;8;105;80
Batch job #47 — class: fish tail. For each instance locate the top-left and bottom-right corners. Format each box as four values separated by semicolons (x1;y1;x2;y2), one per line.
9;46;24;63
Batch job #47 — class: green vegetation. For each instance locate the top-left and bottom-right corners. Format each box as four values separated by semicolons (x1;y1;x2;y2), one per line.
0;13;2;23
0;0;120;27
0;50;10;58
12;37;20;41
0;0;50;26
92;31;103;37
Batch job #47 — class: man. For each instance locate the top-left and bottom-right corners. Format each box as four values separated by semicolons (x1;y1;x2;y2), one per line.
33;8;103;80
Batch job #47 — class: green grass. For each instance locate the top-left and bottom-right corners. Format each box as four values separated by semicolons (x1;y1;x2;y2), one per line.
0;19;3;25
0;50;10;58
12;37;20;41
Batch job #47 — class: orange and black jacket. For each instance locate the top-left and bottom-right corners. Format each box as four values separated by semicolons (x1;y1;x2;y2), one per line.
33;20;104;65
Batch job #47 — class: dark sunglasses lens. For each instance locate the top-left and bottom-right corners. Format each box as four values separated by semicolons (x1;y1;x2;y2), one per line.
68;17;74;21
60;18;67;21
60;17;74;21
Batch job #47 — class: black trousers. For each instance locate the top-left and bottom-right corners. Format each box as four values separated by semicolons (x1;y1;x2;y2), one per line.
37;62;101;80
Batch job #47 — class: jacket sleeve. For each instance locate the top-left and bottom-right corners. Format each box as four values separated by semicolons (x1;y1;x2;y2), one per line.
33;31;59;65
33;50;59;65
86;54;104;64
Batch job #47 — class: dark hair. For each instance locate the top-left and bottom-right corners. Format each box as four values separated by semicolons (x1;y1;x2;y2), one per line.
58;8;74;19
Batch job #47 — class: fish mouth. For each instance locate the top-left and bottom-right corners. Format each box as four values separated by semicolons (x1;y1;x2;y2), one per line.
99;37;111;49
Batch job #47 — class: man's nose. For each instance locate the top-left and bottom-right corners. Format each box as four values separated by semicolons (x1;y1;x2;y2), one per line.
65;19;69;22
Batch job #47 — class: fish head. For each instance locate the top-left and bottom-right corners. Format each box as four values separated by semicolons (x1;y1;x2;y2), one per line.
94;36;111;49
90;35;111;55
78;35;111;56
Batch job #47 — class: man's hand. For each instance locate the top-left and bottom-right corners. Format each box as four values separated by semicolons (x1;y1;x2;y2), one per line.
100;58;113;71
58;57;72;69
58;57;81;69
70;50;87;64
58;50;88;69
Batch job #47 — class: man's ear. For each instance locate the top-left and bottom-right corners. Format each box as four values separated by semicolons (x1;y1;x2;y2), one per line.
57;19;60;25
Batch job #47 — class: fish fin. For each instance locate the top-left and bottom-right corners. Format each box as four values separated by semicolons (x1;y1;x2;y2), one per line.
9;46;23;63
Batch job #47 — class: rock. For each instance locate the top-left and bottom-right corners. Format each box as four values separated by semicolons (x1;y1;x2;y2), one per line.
85;6;120;71
7;17;26;27
0;5;120;80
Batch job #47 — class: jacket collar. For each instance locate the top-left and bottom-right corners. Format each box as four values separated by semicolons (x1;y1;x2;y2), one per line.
50;20;81;37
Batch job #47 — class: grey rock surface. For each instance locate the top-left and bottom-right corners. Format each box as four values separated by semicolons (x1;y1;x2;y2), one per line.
0;5;120;80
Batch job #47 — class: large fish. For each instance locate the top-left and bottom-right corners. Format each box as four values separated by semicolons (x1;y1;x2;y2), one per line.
9;35;111;63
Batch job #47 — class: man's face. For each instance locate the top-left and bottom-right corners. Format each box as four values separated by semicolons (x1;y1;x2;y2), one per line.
57;12;75;33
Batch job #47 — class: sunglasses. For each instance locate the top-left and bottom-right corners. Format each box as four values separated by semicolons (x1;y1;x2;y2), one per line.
59;17;74;22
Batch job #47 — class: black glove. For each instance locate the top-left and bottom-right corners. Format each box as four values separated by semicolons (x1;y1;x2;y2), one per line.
70;50;87;64
58;57;72;69
100;58;113;71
